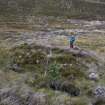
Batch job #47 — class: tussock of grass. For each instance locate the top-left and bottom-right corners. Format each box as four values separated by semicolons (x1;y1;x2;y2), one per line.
0;48;11;70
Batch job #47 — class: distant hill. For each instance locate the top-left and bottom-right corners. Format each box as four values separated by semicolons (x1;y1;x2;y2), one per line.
0;0;105;21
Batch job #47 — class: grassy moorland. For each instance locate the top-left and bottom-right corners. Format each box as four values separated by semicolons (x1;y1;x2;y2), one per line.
0;17;105;105
0;0;105;22
0;0;105;104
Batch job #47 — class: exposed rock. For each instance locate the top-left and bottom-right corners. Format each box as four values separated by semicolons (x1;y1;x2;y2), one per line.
89;72;99;81
0;88;48;105
1;95;23;105
93;86;105;102
10;64;22;72
0;88;24;105
27;93;47;105
0;88;16;100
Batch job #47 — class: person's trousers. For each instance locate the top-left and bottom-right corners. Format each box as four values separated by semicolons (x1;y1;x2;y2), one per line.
70;43;74;48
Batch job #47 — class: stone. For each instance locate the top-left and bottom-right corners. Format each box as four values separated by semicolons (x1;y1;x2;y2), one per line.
11;64;22;72
89;72;99;81
27;93;47;105
0;88;48;105
1;95;23;105
93;86;105;101
0;88;23;105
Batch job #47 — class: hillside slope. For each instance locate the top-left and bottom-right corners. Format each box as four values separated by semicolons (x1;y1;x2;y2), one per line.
0;18;105;105
0;43;105;105
0;0;105;22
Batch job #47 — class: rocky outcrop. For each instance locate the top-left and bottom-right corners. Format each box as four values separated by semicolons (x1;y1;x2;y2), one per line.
0;88;24;105
27;93;47;105
0;88;48;105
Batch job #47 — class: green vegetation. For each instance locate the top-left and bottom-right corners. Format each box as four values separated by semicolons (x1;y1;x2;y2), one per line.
0;16;105;105
0;48;10;70
0;39;104;105
48;62;61;81
77;34;105;56
0;0;105;22
8;44;100;90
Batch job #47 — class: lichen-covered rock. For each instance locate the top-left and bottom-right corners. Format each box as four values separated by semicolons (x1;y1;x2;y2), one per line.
93;86;105;101
0;87;48;105
27;93;48;105
0;88;24;105
1;95;23;105
0;88;15;100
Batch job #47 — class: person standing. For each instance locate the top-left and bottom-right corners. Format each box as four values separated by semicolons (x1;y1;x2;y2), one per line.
69;32;76;48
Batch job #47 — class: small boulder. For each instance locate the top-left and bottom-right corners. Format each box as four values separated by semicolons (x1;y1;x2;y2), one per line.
11;64;22;72
27;93;48;105
0;88;24;105
93;86;105;101
89;72;99;81
1;95;23;105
